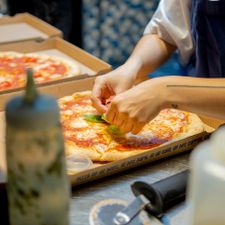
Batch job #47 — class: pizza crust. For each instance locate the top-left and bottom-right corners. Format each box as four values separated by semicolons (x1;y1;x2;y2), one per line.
65;141;101;162
99;149;150;161
65;140;151;162
0;51;23;57
172;112;205;140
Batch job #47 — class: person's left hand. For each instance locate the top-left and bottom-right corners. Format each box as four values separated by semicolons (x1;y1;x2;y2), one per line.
105;77;169;134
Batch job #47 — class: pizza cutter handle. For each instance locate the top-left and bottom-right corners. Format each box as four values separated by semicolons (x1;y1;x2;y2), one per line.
131;170;189;218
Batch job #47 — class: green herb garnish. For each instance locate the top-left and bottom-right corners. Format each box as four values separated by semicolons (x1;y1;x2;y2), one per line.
83;114;124;135
83;114;106;123
106;125;124;136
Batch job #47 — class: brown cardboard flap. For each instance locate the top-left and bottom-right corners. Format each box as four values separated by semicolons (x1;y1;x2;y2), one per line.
0;13;62;44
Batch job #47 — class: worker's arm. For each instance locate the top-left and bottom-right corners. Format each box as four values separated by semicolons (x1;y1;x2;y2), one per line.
91;34;176;112
125;34;176;83
106;76;225;134
165;76;225;119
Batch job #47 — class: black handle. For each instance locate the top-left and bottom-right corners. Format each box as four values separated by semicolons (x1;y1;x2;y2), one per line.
131;170;189;217
0;184;9;225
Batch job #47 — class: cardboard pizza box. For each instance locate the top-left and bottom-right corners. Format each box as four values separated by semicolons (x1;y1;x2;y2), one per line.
0;77;224;186
0;37;112;110
0;13;62;44
0;13;112;109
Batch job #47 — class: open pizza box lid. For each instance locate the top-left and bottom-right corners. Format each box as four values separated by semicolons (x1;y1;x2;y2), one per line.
0;37;112;110
0;13;62;45
0;77;225;186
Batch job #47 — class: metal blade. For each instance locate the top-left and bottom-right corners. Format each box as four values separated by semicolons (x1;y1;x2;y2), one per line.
89;198;163;225
113;195;150;225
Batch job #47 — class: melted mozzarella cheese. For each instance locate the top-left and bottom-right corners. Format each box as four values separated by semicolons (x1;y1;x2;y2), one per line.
58;96;74;104
9;62;16;67
76;129;97;140
71;104;94;113
81;99;92;104
33;62;51;71
35;77;45;82
62;110;73;116
64;130;75;138
50;74;62;79
94;143;108;153
0;77;6;82
70;118;89;128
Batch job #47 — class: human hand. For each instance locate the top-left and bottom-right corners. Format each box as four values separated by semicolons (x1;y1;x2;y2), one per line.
91;64;138;113
105;77;169;134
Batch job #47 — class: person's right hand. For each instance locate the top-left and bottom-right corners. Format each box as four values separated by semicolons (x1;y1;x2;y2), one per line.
91;64;137;113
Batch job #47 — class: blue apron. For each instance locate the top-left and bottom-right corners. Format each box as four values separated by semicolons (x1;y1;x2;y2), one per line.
191;0;225;77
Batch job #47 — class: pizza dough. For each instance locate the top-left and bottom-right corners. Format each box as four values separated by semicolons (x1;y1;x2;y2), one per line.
58;91;205;162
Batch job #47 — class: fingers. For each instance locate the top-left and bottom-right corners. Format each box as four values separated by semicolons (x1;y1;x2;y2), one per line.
91;79;105;112
92;77;103;99
120;119;133;133
130;121;145;134
91;78;114;113
106;104;117;123
106;102;145;134
119;117;145;134
91;95;108;113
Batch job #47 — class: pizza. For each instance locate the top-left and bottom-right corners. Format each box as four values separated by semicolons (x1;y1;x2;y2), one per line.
0;51;80;91
58;91;205;162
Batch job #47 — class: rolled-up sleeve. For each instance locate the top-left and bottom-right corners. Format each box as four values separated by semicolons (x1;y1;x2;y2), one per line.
144;0;193;65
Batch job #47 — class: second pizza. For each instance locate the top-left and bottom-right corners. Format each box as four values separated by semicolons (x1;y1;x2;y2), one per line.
0;51;80;91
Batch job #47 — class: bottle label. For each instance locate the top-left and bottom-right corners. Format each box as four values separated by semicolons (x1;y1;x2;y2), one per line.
6;124;70;225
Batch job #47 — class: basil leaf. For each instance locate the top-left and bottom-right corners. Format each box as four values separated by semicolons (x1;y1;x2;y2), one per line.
106;125;124;136
83;114;106;123
83;114;124;135
101;114;110;123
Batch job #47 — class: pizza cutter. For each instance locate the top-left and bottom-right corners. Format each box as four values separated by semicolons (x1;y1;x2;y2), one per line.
89;170;189;225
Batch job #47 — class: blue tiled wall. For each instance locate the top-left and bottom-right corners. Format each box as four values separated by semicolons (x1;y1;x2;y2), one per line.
82;0;182;76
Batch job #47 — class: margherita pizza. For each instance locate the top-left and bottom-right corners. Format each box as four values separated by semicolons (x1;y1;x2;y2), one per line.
0;51;80;91
58;91;205;162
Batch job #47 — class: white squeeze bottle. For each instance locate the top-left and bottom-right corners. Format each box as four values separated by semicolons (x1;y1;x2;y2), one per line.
6;69;70;225
187;126;225;225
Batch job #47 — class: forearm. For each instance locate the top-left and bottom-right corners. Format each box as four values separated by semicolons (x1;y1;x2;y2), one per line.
164;76;225;119
124;34;176;83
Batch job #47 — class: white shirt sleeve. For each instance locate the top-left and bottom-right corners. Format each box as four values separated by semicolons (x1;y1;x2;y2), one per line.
144;0;193;65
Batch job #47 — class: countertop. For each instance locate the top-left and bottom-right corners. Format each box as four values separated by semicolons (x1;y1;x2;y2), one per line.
70;152;190;225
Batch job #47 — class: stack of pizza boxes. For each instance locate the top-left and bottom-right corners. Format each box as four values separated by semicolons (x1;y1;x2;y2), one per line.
0;13;223;187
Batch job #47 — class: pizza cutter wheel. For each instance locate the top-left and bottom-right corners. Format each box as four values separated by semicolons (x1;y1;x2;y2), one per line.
89;170;189;225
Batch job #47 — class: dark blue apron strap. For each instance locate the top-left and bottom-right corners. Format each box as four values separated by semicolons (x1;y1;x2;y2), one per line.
190;0;225;77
